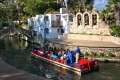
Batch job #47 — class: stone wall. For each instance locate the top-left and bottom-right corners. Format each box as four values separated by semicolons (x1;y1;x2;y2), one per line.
67;34;120;44
69;10;110;35
47;40;120;57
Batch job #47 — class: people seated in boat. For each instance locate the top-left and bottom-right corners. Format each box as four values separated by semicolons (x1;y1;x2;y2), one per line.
37;48;44;55
58;50;62;58
44;50;48;57
75;45;81;63
47;50;51;56
60;50;68;60
49;51;57;59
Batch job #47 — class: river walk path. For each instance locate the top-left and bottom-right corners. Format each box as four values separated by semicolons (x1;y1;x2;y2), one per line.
48;39;120;47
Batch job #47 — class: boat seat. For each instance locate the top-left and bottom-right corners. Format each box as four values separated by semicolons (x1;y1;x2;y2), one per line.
53;58;57;61
56;58;61;62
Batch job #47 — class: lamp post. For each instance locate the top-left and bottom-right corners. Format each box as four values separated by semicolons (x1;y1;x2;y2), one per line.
44;12;46;46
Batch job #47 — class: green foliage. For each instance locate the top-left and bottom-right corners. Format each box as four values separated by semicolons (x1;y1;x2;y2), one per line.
0;0;20;27
109;23;120;36
91;52;98;57
99;52;104;57
67;0;93;12
84;52;90;56
29;26;33;30
108;52;116;57
24;0;61;15
99;0;120;36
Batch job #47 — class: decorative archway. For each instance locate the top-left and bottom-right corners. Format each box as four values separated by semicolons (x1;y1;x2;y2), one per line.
91;11;99;28
76;13;83;27
77;14;82;26
84;13;89;26
92;14;97;25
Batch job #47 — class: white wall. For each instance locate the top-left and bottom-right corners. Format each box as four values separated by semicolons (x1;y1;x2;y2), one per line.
28;8;74;39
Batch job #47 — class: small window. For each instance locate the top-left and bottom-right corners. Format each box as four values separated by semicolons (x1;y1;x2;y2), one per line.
57;29;59;33
44;28;49;34
69;15;73;22
56;15;60;20
61;29;64;33
44;16;49;21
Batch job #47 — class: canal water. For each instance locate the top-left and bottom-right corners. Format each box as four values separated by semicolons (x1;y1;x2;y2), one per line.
0;37;120;80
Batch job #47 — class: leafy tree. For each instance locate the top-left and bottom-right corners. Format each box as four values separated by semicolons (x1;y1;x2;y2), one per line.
23;0;61;16
67;0;93;13
100;0;120;36
0;0;19;28
110;23;120;36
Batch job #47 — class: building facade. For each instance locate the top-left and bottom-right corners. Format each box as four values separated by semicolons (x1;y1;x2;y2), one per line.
69;9;110;35
28;8;73;39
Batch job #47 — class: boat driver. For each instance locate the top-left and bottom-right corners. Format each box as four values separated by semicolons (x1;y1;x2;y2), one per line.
75;45;81;63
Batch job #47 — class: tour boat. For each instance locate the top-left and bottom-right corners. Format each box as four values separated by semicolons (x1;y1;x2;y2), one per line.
31;48;99;76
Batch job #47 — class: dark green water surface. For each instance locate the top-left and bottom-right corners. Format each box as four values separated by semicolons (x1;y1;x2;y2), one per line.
0;37;120;80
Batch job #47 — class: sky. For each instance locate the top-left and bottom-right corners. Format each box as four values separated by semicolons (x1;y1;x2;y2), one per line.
93;0;108;10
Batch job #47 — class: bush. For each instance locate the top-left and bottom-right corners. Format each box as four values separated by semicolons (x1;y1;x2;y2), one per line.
108;52;116;57
91;52;98;57
29;26;33;30
84;52;90;56
99;52;104;57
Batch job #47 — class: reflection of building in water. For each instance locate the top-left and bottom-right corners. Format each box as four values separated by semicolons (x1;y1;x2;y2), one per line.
70;8;110;35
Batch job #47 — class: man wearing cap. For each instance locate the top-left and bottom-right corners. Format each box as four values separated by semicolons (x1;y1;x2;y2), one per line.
75;45;81;63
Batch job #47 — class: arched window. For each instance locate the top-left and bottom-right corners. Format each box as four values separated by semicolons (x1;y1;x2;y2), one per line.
77;14;82;26
92;14;97;25
84;14;89;25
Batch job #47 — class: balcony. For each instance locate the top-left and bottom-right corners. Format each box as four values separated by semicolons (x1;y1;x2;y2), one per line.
51;20;63;27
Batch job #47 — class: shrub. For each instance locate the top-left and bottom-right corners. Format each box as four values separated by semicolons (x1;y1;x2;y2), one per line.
84;52;90;56
29;26;33;30
91;52;98;57
108;52;116;57
99;52;104;57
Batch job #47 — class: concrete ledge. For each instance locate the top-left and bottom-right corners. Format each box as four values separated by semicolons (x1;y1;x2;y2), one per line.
87;57;120;62
97;58;120;62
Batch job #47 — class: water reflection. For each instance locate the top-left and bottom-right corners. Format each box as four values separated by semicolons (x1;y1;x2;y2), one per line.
31;56;81;80
0;37;120;80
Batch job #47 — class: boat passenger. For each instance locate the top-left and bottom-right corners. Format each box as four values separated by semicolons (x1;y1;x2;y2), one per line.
75;45;81;63
57;50;62;58
44;51;48;57
60;50;68;60
50;51;57;59
47;50;51;56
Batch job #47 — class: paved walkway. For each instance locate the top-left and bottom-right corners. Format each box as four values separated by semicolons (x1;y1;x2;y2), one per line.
0;57;52;80
48;39;120;47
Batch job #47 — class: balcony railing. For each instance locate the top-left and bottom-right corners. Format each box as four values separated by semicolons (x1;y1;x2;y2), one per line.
51;20;63;27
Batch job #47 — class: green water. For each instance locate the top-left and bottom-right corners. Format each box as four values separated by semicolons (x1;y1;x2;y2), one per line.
0;37;120;80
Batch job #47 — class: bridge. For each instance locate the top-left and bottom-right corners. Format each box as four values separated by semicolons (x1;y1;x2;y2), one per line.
0;27;37;39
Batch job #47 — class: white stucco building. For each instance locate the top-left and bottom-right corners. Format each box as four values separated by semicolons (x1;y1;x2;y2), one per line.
28;8;73;39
